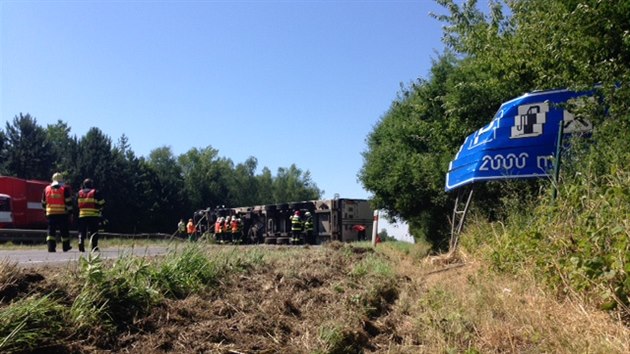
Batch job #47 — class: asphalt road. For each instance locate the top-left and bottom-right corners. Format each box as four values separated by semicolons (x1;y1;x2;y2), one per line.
0;246;171;268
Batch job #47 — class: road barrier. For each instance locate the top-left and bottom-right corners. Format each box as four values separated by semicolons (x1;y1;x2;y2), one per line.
0;229;172;243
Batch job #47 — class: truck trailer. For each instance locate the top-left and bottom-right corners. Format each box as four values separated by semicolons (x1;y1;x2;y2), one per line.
194;198;373;245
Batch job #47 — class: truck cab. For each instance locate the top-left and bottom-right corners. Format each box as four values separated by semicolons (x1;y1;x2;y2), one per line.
0;193;13;228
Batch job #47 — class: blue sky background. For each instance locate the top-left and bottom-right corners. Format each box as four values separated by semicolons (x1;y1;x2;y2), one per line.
1;1;447;241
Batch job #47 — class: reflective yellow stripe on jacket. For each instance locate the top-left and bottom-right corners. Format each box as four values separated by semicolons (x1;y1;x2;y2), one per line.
291;216;302;231
45;186;67;215
78;189;102;217
304;218;314;231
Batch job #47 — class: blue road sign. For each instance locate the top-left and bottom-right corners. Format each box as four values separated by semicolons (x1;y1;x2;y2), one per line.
445;88;594;192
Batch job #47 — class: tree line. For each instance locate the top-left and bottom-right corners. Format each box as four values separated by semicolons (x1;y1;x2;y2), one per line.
359;0;630;247
0;115;322;233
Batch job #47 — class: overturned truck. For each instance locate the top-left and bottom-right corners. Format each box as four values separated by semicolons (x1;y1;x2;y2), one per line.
193;198;373;245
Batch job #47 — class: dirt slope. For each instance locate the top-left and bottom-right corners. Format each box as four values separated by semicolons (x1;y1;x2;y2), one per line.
1;242;628;353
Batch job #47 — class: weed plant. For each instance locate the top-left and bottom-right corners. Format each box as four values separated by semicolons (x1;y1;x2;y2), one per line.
151;245;220;298
71;251;161;338
316;322;363;354
348;253;398;318
384;239;432;263
0;295;66;353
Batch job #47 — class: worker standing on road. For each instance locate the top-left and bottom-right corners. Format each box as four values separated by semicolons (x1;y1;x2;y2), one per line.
224;216;232;243
177;219;186;238
214;217;223;243
187;218;196;241
77;178;105;252
41;172;73;252
290;210;303;245
231;217;241;244
304;211;314;245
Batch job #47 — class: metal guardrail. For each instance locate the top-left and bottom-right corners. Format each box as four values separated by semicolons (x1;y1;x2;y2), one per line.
0;229;173;243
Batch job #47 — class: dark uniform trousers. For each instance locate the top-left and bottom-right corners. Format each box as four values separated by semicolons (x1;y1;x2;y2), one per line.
78;216;100;251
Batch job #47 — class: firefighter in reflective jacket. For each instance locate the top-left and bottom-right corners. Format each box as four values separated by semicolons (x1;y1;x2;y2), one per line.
214;217;224;243
41;172;73;252
304;211;314;245
77;178;105;252
187;218;196;241
290;210;303;245
224;216;232;243
231;217;241;244
177;219;186;238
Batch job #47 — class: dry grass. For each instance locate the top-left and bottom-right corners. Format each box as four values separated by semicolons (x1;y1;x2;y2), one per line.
373;244;630;353
1;242;628;353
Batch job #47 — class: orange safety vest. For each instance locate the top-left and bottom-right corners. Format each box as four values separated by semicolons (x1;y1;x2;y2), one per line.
231;219;239;233
187;221;195;234
78;188;101;217
214;221;222;233
44;185;67;216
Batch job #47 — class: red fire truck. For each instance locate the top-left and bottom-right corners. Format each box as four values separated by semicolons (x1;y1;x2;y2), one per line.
0;176;49;229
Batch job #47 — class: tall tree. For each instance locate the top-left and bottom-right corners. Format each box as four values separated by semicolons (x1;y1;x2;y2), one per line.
74;128;120;229
272;164;322;203
178;146;225;210
75;127;113;191
359;55;462;245
429;0;630;308
147;146;188;231
208;157;236;207
360;0;629;247
0;130;7;175
4;113;53;180
256;167;274;204
46;120;78;181
107;135;155;233
231;156;259;206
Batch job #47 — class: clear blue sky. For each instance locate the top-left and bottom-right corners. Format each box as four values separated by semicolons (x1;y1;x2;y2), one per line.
2;1;446;240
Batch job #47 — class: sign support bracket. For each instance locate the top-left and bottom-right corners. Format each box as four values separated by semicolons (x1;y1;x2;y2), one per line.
449;185;474;250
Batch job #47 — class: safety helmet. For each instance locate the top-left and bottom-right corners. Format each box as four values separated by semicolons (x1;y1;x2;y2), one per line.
305;212;311;216
51;172;64;186
294;211;300;216
52;172;63;182
82;178;94;189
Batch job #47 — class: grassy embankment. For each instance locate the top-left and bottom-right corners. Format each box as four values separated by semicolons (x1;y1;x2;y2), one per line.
0;237;628;353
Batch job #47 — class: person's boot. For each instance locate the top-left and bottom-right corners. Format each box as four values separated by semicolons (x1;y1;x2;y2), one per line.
62;240;72;252
47;240;56;253
78;242;85;252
